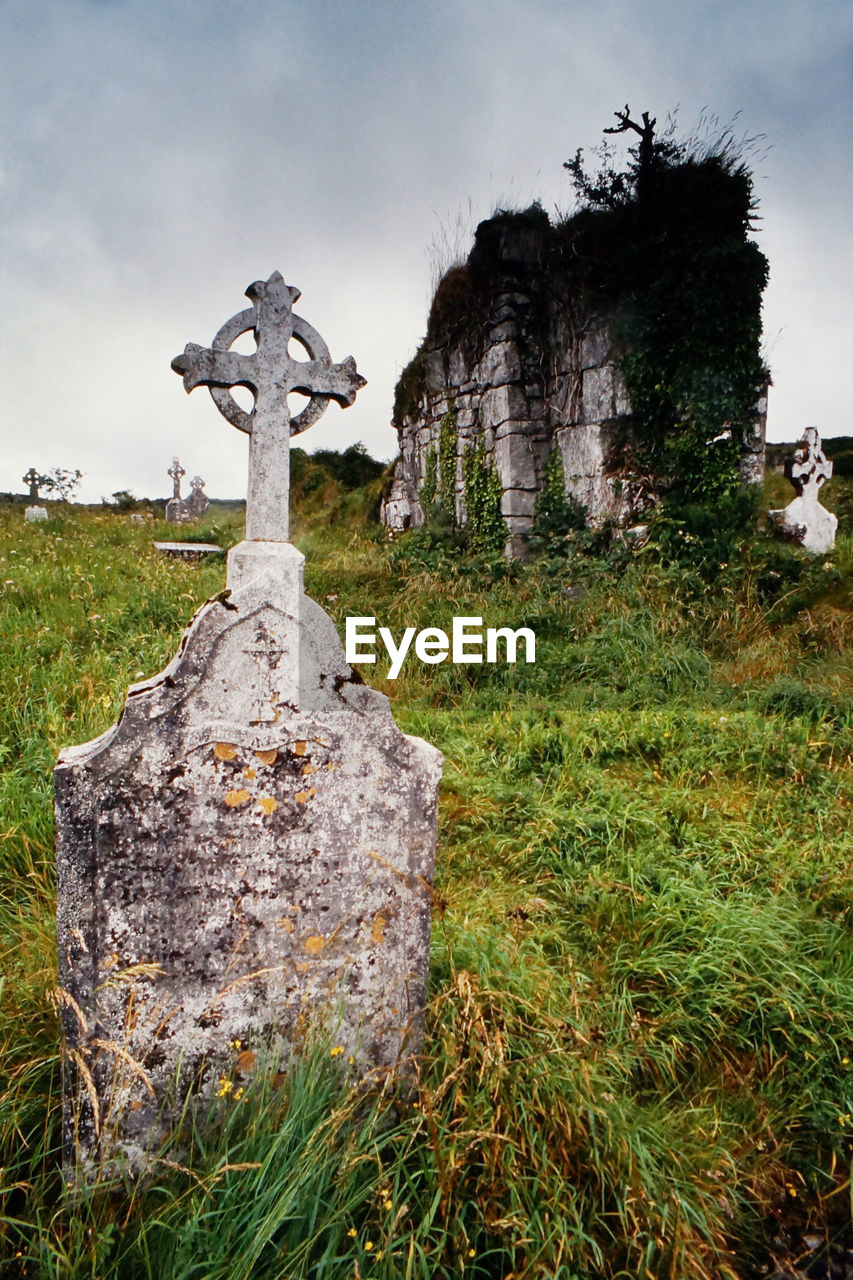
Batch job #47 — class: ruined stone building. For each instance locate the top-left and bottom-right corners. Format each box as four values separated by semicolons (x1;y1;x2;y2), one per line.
382;163;769;557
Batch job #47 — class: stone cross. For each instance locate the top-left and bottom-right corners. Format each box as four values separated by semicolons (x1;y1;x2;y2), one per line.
23;467;43;501
171;271;366;542
769;426;838;554
55;271;441;1177
168;456;186;500
185;475;210;519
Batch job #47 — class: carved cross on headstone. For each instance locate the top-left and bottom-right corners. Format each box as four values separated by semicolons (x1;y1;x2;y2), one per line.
171;271;366;541
168;457;186;500
23;467;43;501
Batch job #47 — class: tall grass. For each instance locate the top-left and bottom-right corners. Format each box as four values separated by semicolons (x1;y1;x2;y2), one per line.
2;489;853;1277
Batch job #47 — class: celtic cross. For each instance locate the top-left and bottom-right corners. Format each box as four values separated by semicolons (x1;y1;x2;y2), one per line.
171;271;366;542
168;457;186;500
23;467;43;501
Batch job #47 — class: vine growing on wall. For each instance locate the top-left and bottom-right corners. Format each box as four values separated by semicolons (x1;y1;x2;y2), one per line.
419;445;438;512
462;441;504;555
438;406;458;522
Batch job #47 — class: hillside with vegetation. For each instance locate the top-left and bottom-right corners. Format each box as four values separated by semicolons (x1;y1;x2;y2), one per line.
1;451;853;1279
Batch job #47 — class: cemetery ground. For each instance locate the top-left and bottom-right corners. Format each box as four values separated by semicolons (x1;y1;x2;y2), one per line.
2;457;853;1280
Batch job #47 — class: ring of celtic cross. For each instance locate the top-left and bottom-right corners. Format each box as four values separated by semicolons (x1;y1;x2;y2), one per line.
205;303;343;438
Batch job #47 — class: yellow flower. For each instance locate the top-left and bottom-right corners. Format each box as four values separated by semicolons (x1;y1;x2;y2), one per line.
330;1045;344;1057
468;1248;476;1258
215;1076;233;1098
347;1228;357;1238
229;1038;242;1050
838;1113;851;1126
843;1057;850;1065
364;1240;374;1252
233;1087;244;1101
384;1199;393;1211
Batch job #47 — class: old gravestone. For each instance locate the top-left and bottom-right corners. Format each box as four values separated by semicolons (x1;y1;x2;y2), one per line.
55;271;443;1172
23;466;45;501
185;474;210;518
165;456;189;523
769;426;838;554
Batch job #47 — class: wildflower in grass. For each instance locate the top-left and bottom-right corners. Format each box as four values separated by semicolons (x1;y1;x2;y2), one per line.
347;1228;357;1238
229;1038;242;1050
364;1240;374;1251
215;1076;233;1098
838;1113;851;1126
843;1057;850;1065
383;1199;393;1211
330;1045;344;1057
468;1248;476;1258
233;1086;244;1101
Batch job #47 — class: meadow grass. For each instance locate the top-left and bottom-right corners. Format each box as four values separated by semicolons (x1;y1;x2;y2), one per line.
1;485;853;1278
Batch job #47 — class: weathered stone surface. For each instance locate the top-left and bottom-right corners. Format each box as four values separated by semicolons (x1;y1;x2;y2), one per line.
185;475;210;518
769;426;837;554
171;272;365;542
495;433;539;491
474;341;522;388
582;366;617;424
383;219;767;554
153;541;222;559
57;274;440;1175
25;505;48;522
481;384;528;430
500;489;537;518
166;457;189;523
56;540;442;1171
580;318;611;369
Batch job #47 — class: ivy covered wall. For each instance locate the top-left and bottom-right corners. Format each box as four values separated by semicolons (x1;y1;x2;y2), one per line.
381;147;769;557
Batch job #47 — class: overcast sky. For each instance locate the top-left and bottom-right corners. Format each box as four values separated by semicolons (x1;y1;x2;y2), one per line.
2;0;852;503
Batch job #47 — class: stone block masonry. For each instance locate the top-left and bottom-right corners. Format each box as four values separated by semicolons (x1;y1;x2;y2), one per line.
381;207;768;557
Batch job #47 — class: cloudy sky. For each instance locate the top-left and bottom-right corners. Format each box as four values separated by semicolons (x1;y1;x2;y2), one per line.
2;0;851;503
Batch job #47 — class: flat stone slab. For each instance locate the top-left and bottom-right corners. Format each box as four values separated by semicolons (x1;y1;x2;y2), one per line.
153;541;223;558
56;541;442;1172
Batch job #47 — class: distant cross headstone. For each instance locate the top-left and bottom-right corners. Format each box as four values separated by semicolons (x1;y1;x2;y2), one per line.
165;457;189;523
769;426;838;554
55;271;441;1176
185;475;210;519
23;467;44;501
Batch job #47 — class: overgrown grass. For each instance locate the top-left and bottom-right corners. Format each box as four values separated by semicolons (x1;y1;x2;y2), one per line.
2;481;853;1278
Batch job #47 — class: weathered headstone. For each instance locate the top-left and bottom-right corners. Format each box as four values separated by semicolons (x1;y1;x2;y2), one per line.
25;505;48;522
55;271;442;1174
185;474;210;518
165;456;189;523
769;426;837;554
23;466;45;501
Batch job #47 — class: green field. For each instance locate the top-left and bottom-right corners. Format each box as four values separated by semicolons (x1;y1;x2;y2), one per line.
2;463;853;1278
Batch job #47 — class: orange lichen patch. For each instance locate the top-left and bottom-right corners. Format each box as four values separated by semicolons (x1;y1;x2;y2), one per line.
255;748;278;766
214;743;238;761
242;767;256;780
258;796;278;816
325;762;340;772
224;788;251;808
301;763;318;776
295;962;310;975
371;915;387;945
294;741;307;757
295;788;316;804
234;1049;257;1076
304;934;325;955
276;917;295;933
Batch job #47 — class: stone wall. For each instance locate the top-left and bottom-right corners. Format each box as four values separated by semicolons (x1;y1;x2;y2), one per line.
382;209;767;557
